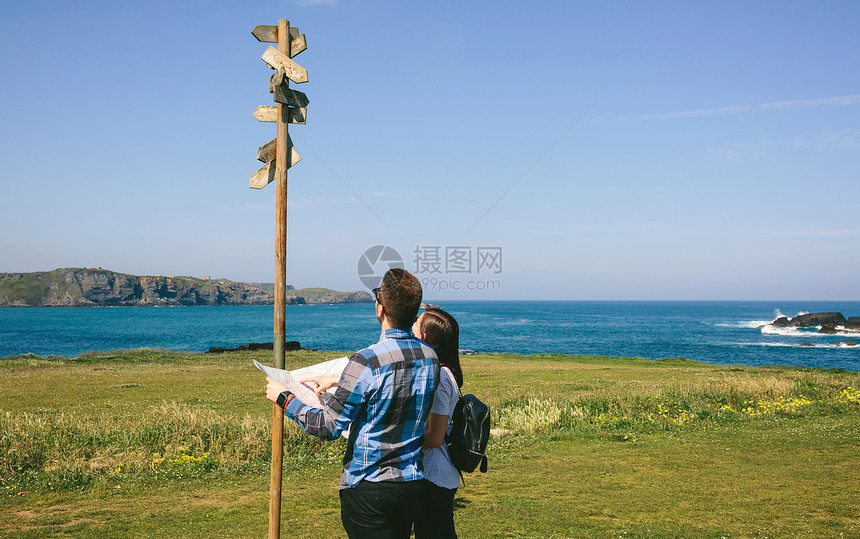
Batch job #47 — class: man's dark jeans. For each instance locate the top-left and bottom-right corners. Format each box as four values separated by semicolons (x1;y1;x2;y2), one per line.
339;480;420;539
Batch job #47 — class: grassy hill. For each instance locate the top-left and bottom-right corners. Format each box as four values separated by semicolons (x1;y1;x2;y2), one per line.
1;349;857;537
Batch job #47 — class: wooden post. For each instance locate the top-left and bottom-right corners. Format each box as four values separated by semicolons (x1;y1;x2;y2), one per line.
269;18;290;539
252;17;308;538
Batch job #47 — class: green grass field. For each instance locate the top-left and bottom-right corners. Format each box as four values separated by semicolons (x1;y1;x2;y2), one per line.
1;349;858;538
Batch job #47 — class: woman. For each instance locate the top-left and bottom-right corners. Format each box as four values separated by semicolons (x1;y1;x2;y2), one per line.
413;307;463;539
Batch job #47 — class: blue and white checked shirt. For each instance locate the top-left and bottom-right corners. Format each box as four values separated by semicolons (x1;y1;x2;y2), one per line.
283;328;440;488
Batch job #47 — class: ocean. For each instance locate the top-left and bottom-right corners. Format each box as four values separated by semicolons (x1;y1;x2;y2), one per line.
1;301;858;371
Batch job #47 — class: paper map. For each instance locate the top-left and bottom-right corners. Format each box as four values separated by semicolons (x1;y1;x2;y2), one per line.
254;356;349;408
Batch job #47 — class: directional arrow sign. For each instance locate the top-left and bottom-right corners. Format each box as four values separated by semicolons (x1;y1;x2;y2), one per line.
252;25;302;46
250;150;302;190
257;135;301;164
270;67;288;90
289;34;307;58
273;85;310;108
262;46;308;84
252;24;278;43
250;160;276;189
253;105;307;124
253;105;278;122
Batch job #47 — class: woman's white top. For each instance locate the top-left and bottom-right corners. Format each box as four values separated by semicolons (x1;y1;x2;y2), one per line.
421;366;461;490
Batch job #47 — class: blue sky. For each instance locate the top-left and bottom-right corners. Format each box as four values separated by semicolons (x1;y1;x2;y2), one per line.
1;0;858;300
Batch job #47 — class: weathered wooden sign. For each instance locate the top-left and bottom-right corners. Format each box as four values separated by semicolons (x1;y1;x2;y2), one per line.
249;27;309;189
262;46;308;84
253;105;307;124
256;135;301;164
251;24;279;43
272;85;310;108
253;25;307;54
289;34;308;57
249;156;301;190
254;25;308;58
251;136;302;189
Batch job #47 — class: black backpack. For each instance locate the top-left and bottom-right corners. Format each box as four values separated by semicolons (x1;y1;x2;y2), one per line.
445;392;490;474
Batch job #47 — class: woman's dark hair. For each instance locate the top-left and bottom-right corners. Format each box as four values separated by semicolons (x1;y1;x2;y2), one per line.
419;308;463;388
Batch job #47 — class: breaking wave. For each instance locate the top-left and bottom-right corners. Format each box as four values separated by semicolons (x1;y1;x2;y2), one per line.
717;309;817;331
773;308;809;320
727;341;858;349
760;325;859;337
712;320;775;329
761;326;823;337
753;308;857;337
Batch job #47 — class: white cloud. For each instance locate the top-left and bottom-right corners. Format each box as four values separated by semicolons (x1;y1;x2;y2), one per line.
708;127;860;161
635;94;860;121
708;138;774;160
768;229;860;238
791;129;860;151
371;191;402;199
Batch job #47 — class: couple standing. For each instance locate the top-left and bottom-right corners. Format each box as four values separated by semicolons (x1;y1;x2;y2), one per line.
265;268;463;538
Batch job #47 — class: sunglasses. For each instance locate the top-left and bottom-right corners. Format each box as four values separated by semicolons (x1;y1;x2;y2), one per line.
372;287;381;303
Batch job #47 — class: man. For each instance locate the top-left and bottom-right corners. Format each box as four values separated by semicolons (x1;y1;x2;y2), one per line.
266;268;439;539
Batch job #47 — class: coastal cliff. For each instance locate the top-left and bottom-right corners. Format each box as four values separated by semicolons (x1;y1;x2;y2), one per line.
0;268;372;307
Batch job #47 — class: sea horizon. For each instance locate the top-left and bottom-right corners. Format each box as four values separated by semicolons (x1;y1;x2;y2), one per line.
2;300;858;371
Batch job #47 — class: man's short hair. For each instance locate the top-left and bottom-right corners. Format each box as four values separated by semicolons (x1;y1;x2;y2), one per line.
378;268;422;329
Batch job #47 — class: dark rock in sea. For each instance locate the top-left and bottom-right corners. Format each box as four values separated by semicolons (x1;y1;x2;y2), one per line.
835;340;858;347
207;341;301;354
772;317;791;327
789;312;847;327
846;317;860;329
819;324;839;334
800;342;815;347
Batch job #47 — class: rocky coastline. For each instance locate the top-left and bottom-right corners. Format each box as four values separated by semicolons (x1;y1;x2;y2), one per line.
763;311;860;347
0;268;373;307
770;312;860;329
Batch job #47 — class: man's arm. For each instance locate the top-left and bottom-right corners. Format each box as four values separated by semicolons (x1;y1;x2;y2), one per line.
266;377;291;403
300;375;340;396
267;353;371;441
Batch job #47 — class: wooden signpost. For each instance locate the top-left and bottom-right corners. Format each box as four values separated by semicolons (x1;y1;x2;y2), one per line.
250;18;309;539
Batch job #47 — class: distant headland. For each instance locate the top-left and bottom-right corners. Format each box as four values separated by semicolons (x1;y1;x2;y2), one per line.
0;268;373;307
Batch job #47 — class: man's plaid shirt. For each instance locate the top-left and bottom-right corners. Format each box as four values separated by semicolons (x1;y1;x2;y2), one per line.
283;328;440;488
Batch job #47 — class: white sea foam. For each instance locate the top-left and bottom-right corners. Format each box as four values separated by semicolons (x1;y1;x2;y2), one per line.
744;320;775;328
760;326;822;337
713;320;773;329
494;318;532;326
718;309;839;331
728;341;859;350
760;325;859;337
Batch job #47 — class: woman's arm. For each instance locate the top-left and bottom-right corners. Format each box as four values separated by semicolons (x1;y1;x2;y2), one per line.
423;412;449;449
